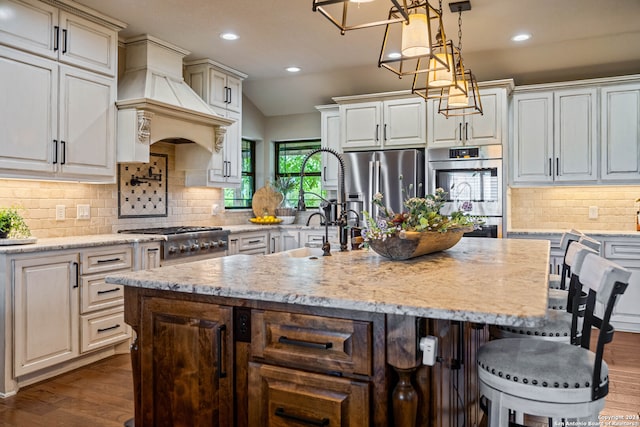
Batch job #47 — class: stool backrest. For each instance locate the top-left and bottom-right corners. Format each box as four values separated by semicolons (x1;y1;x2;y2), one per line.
578;235;601;252
571;251;631;400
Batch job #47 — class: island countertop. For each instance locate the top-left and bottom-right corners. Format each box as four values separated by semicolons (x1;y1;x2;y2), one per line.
106;237;550;327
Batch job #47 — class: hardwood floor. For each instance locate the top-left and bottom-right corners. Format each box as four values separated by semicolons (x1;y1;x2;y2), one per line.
0;332;638;426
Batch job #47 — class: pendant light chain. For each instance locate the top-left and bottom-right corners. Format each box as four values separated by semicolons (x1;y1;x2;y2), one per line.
457;8;463;52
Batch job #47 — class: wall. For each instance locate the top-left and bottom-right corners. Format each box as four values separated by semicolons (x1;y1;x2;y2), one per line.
509;186;640;231
0;143;235;238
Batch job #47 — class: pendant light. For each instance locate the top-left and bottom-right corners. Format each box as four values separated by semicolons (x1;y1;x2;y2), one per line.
378;1;447;78
438;1;482;116
313;0;410;34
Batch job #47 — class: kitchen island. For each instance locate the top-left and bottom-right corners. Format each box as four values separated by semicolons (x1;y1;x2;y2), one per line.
107;237;550;427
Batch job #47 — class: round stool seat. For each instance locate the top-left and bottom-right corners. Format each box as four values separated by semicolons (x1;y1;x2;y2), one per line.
548;273;562;289
478;338;608;404
548;288;568;310
491;310;571;341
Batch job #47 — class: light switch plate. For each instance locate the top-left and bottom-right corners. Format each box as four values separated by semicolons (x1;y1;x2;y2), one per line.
588;206;598;219
77;204;91;220
55;205;65;221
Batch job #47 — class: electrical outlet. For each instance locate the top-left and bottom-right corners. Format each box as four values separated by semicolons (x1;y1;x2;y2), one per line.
419;336;438;366
211;204;220;216
588;206;598;219
55;205;65;221
77;204;91;220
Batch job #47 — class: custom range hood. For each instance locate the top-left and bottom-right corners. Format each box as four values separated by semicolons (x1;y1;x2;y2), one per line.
116;35;233;163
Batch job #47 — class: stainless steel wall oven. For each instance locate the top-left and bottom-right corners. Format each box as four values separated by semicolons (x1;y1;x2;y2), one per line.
427;145;503;238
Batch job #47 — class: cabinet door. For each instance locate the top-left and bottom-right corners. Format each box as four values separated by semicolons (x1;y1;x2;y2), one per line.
0;0;58;60
140;298;233;427
554;88;598;182
428;98;461;147
341;102;382;149
224;110;242;186
511;92;554;184
225;74;242;112
269;230;300;253
248;362;370;427
0;46;57;175
603;240;640;332
58;10;118;76
466;89;501;146
383;98;426;147
321;108;341;190
208;68;230;110
139;243;161;270
13;253;79;376
58;65;115;180
601;83;640;181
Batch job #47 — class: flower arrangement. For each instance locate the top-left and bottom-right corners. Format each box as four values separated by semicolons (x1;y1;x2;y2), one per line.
362;188;481;242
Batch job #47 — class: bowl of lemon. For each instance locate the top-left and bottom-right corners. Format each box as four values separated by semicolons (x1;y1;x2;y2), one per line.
249;215;282;225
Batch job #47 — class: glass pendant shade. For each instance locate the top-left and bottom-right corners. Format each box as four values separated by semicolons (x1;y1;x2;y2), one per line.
401;13;429;57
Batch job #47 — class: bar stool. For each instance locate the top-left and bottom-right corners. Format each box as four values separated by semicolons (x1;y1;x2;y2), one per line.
491;241;598;342
477;251;631;426
548;235;601;311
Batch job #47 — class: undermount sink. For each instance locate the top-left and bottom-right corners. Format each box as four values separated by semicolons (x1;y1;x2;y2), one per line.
270;246;326;258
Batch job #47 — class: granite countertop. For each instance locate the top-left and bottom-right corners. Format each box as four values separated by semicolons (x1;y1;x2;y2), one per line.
508;229;640;238
107;237;550;327
0;234;165;255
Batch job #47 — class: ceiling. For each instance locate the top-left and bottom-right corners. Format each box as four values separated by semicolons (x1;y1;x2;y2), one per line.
75;0;640;117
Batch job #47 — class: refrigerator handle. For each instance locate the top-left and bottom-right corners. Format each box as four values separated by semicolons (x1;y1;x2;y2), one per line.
374;160;381;218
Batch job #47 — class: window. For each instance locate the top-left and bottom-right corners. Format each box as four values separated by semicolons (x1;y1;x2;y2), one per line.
224;139;255;209
275;139;324;208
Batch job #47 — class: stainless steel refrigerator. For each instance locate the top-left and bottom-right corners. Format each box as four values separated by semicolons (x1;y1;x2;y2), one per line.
343;149;425;221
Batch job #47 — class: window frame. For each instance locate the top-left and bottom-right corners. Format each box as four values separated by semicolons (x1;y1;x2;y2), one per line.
224;138;256;209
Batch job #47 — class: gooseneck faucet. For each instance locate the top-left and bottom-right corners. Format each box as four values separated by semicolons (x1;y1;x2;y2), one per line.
298;147;348;252
305;212;331;256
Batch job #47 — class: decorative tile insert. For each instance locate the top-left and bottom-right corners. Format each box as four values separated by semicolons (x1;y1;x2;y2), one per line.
118;153;168;218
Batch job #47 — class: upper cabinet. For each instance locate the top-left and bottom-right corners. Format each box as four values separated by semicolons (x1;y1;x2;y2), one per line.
335;92;426;151
512;88;598;184
510;75;640;186
316;105;340;190
184;59;247;188
600;82;640;181
427;84;511;148
0;0;120;77
0;0;124;183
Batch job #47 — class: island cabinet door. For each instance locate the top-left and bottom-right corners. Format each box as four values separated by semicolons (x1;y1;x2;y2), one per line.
139;297;233;427
248;362;370;427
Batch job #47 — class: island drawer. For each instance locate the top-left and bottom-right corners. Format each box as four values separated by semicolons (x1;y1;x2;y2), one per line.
251;310;372;376
80;307;130;353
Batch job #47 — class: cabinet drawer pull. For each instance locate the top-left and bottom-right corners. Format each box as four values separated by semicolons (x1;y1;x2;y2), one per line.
548;158;552;177
53;140;58;164
274;407;329;426
53;26;59;51
73;262;79;288
375;124;379;141
62;29;67;54
556;157;560;176
217;324;227;378
97;324;120;333
97;257;122;263
278;336;333;350
97;287;121;295
147;248;159;252
60;140;66;165
248;239;262;244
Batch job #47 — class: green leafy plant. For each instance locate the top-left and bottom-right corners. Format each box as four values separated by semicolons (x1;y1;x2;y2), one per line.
0;207;31;239
362;188;482;241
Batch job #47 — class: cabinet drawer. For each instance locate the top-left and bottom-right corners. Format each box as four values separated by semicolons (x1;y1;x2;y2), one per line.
604;240;640;262
248;362;369;427
82;246;132;274
81;272;126;313
80;307;129;353
238;233;268;251
252;310;372;376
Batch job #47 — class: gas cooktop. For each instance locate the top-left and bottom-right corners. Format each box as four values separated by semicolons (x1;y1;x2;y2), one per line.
118;226;223;235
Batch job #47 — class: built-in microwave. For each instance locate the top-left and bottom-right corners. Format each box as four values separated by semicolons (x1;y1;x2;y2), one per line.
427;145;503;238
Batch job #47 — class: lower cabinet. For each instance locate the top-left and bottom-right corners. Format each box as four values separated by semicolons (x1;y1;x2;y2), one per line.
137;297;233;427
602;238;640;332
248;362;370;427
228;230;269;255
13;253;80;376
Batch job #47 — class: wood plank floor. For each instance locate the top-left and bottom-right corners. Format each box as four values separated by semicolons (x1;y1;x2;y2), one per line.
0;332;638;426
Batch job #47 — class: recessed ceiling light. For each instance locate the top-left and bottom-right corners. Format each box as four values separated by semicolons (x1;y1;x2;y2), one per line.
286;66;301;73
511;33;531;42
388;52;402;59
220;32;239;41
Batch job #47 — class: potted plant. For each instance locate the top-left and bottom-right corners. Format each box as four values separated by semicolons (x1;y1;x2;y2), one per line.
273;177;298;218
0;207;31;239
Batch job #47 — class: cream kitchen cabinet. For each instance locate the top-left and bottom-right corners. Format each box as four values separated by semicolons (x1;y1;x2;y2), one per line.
184;60;247;188
600;82;640;182
269;229;300;254
12;253;80;377
136;242;161;270
0;0;121;77
511;87;598;184
338;95;426;150
228;231;270;255
427;86;507;148
601;238;640;333
317;105;341;190
0;0;121;183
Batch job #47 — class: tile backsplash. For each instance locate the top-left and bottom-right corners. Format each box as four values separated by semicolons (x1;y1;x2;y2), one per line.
509;186;640;231
0;143;250;238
